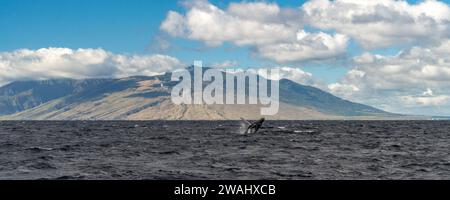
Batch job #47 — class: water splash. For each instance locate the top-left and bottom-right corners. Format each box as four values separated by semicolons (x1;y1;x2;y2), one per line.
238;121;249;134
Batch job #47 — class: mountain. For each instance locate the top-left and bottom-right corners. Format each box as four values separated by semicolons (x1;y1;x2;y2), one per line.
0;68;401;120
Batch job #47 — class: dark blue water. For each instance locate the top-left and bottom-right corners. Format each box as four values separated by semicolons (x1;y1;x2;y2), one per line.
0;121;449;180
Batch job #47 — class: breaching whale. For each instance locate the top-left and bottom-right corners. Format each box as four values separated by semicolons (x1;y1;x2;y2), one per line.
241;118;265;134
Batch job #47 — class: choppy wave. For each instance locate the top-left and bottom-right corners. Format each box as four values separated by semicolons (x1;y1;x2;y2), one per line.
0;121;449;180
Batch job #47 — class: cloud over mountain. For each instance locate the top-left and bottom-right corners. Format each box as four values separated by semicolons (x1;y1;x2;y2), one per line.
3;0;450;116
0;48;184;86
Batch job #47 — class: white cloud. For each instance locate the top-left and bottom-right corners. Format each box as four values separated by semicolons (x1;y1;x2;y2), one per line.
0;47;184;85
210;60;238;69
161;0;297;46
256;30;349;63
302;0;450;49
401;95;450;106
227;1;284;23
423;88;434;96
256;67;322;87
160;11;189;37
160;0;450;63
328;82;360;97
160;0;348;63
328;40;450;115
113;54;184;77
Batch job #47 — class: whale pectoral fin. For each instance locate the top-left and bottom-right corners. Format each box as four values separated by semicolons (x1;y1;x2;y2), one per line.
247;123;257;134
240;117;252;125
246;127;253;134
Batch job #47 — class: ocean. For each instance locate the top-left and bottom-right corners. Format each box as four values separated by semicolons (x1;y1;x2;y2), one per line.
0;121;449;180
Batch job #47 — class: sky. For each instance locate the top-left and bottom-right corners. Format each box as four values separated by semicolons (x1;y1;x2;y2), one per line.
1;0;450;116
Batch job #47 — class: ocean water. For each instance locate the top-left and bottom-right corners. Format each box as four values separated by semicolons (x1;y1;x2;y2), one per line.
0;121;449;180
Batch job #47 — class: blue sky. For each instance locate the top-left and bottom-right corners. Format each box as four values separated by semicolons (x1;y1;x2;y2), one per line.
0;0;341;81
0;0;430;82
0;0;309;50
0;0;175;53
2;0;450;115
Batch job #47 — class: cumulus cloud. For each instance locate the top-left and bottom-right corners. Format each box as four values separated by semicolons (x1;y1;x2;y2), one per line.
423;88;434;96
328;40;450;115
256;30;349;63
160;0;348;63
161;0;299;46
0;48;184;85
113;54;183;77
210;60;238;69
160;0;450;63
255;66;322;87
401;95;450;107
302;0;450;49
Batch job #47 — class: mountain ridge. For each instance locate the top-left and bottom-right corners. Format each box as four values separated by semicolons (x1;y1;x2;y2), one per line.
0;69;409;120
